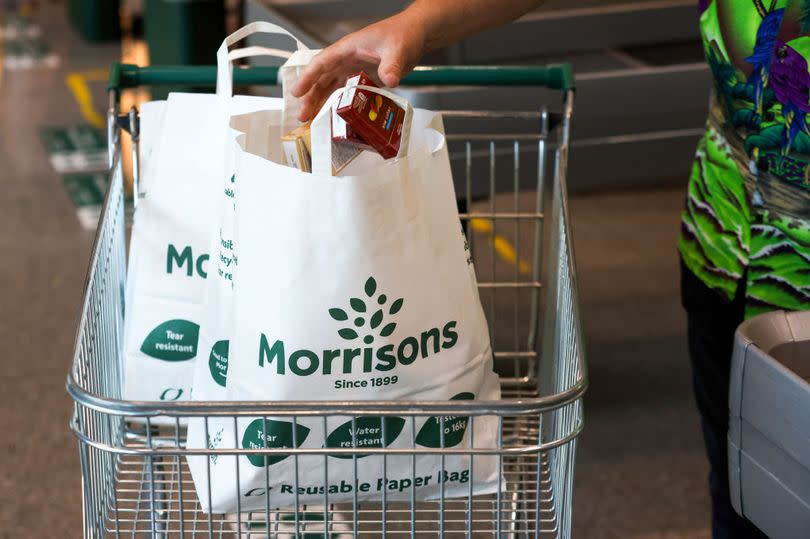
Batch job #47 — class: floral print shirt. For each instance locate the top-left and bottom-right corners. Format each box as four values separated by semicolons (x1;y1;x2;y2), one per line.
680;0;810;316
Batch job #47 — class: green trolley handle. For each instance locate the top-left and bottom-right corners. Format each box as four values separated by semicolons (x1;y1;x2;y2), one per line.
108;62;575;94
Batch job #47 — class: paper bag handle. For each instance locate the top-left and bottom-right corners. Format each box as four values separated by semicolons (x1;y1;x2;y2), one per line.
310;85;413;176
216;22;309;100
228;46;293;62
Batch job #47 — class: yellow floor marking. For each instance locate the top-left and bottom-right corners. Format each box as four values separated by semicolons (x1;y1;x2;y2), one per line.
470;218;532;274
470;218;493;234
78;68;109;82
65;69;108;129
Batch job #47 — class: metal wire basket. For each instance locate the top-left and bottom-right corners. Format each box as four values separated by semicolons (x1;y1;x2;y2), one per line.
68;64;586;538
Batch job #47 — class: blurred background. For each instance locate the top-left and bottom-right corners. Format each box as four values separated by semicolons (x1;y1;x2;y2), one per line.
1;1;710;537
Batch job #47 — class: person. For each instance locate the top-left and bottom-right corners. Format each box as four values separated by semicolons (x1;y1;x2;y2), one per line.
292;1;810;537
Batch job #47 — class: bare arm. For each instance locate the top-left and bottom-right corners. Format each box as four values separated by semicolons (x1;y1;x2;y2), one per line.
413;0;542;53
291;0;543;120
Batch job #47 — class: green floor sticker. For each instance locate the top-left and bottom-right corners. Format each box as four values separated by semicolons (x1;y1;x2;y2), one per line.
62;172;108;230
41;126;106;173
0;14;40;41
4;35;58;70
246;513;343;539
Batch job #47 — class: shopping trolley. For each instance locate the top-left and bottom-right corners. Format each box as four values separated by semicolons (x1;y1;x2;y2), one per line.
67;62;586;538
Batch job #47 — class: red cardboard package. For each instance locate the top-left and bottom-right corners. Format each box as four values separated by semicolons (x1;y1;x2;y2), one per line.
332;72;376;152
335;72;406;160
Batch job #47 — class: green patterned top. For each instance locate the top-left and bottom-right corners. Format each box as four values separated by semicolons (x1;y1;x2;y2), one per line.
680;0;810;317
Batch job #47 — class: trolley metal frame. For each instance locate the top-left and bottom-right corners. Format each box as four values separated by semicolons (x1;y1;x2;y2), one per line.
68;63;586;538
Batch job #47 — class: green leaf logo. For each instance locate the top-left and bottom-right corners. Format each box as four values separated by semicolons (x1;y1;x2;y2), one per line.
140;319;200;361
364;277;377;296
208;340;229;387
241;419;310;467
350;298;366;312
379;322;396;337
330;277;404;342
370;309;383;329
338;328;358;340
325;416;405;459
389;298;404;315
329;308;348;321
415;392;474;448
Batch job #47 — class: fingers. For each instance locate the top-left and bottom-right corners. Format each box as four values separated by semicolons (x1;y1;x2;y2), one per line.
292;47;355;121
289;27;413;120
378;63;402;88
297;79;341;121
297;90;322;122
378;42;409;88
291;57;326;98
291;50;334;98
291;45;349;98
291;66;322;99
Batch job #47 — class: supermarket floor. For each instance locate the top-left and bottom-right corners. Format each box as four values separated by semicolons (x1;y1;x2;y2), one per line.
0;5;708;538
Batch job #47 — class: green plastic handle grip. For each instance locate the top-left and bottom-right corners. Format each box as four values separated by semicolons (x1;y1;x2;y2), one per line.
108;62;575;93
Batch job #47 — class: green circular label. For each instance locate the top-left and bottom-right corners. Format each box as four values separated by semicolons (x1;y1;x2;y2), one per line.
208;340;229;387
140;319;200;361
241;418;310;468
325;416;405;459
415;392;474;448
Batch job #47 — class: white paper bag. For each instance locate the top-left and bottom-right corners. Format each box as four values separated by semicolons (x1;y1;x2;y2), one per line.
122;89;288;405
188;24;501;512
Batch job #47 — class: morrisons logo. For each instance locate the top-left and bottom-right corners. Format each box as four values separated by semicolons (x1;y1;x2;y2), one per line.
258;277;458;376
166;244;209;278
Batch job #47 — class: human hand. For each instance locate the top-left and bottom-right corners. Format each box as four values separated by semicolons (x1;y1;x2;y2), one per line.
290;12;426;121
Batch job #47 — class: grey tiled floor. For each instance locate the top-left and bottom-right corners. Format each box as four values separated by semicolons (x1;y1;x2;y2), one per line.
0;5;116;537
0;4;710;538
570;190;710;539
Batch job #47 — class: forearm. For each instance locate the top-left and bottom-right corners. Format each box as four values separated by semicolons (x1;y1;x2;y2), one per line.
292;0;544;119
402;0;544;53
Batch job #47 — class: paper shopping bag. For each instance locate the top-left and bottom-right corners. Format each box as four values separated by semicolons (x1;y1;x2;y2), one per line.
187;29;501;510
122;91;285;406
